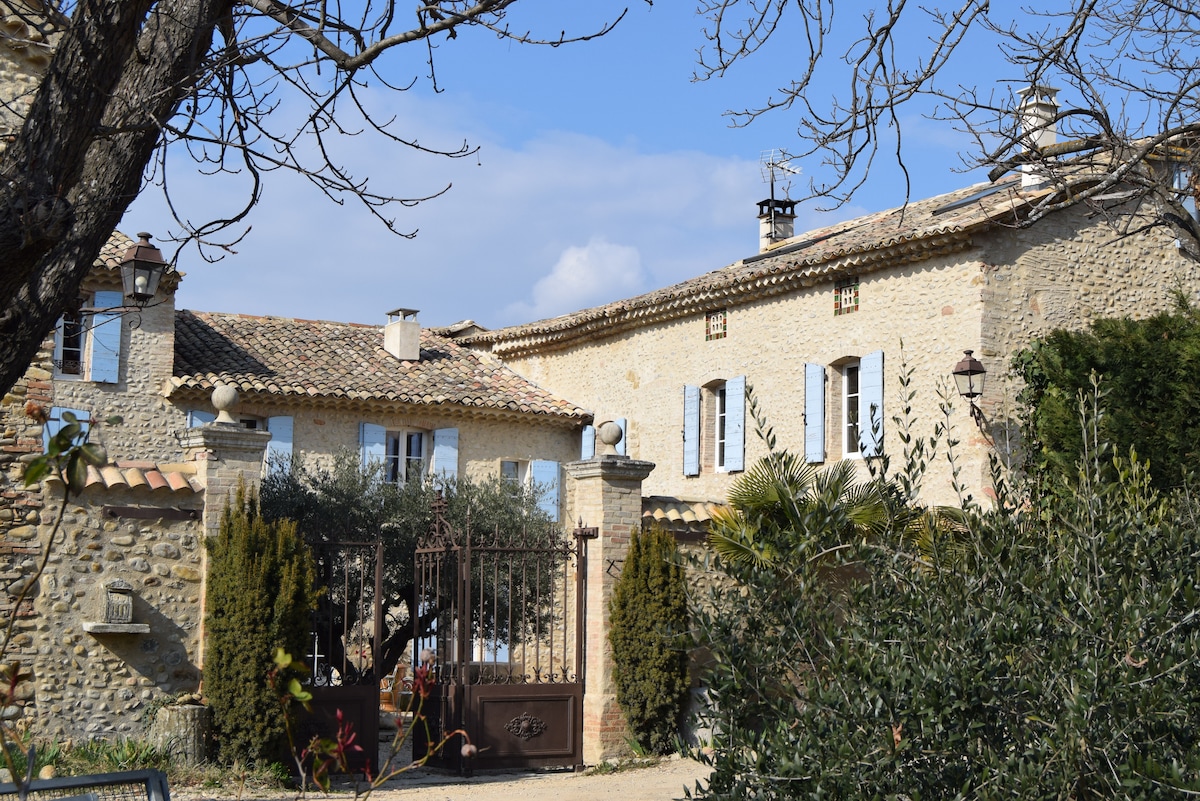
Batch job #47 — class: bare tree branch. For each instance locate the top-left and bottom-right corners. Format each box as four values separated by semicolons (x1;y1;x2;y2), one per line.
0;0;639;397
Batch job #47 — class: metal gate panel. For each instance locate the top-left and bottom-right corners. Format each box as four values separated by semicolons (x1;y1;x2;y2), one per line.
302;540;383;774
412;499;591;772
466;684;581;767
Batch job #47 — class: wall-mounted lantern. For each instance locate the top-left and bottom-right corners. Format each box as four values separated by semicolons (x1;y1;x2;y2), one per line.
952;349;987;427
119;233;171;308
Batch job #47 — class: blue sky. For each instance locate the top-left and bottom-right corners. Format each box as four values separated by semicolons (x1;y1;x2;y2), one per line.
122;2;1008;329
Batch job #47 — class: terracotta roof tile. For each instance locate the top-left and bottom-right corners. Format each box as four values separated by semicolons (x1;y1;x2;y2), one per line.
642;495;724;542
51;461;202;495
170;310;590;421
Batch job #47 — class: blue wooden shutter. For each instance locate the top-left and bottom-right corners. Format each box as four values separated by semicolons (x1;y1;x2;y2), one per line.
581;424;595;459
530;459;560;521
724;377;746;472
431;427;459;480
266;416;294;470
186;410;216;428
359;422;387;469
44;407;90;453
683;385;700;476
90;290;123;383
615;418;628;456
860;350;885;457
805;363;826;463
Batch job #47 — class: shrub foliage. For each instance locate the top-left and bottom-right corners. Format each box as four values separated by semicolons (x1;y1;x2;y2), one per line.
204;483;318;765
1014;294;1200;493
609;524;690;755
692;399;1200;798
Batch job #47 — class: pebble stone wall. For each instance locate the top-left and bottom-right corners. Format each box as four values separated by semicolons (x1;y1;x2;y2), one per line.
30;485;204;738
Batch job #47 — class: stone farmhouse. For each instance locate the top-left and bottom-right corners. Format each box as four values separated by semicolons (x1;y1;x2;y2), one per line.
0;235;591;740
463;174;1200;513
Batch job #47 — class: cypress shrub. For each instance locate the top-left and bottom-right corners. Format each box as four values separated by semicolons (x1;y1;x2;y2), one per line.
609;524;690;755
204;482;318;765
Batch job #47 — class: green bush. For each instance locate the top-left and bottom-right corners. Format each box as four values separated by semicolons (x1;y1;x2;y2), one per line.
692;417;1200;797
204;483;317;765
609;524;690;755
1014;294;1200;494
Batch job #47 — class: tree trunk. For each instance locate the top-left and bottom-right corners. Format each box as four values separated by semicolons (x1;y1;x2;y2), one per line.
0;0;224;397
149;704;211;765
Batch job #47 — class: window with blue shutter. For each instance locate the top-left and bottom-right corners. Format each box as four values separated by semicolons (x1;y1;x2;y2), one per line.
431;427;459;481
683;385;700;476
266;416;294;471
859;350;885;457
722;377;746;472
359;422;387;470
44;407;90;453
186;410;216;428
89;290;123;383
581;424;596;459
615;418;628;456
805;364;826;464
529;459;560;521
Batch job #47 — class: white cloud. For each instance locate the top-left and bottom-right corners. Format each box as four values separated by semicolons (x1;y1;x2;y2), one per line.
504;238;645;322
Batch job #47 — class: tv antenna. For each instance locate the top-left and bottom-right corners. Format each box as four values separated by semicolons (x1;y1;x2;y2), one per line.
760;149;801;202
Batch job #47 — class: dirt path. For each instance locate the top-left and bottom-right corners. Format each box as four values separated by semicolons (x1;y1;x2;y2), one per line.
174;756;711;801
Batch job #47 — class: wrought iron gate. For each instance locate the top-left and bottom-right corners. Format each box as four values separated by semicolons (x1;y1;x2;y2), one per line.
298;540;383;774
412;499;591;772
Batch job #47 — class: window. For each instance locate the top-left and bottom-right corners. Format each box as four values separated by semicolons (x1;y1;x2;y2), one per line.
500;459;525;484
53;290;122;382
834;281;859;315
43;407;90;453
385;430;425;483
1174;164;1197;222
715;385;728;469
829;351;884;459
842;362;861;456
361;423;439;484
705;309;727;341
55;295;86;376
683;377;745;475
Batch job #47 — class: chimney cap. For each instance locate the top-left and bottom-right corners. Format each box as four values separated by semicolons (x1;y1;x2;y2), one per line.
386;308;420;322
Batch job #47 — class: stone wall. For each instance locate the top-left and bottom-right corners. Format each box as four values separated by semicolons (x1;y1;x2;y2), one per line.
0;335;54;719
30;484;204;739
52;276;183;464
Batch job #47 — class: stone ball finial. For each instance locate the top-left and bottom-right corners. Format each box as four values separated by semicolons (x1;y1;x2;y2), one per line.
597;420;623;456
212;383;239;424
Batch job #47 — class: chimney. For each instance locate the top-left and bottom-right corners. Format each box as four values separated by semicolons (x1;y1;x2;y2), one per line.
757;198;797;252
1017;85;1059;189
384;308;421;362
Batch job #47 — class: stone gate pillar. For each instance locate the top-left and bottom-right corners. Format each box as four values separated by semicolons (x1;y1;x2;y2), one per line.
178;386;270;670
178;385;270;541
564;421;654;764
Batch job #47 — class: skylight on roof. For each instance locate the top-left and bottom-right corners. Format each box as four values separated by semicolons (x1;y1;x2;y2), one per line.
931;180;1020;216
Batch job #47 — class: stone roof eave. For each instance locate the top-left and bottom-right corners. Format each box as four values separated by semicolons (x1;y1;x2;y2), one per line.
165;384;593;429
476;228;981;359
